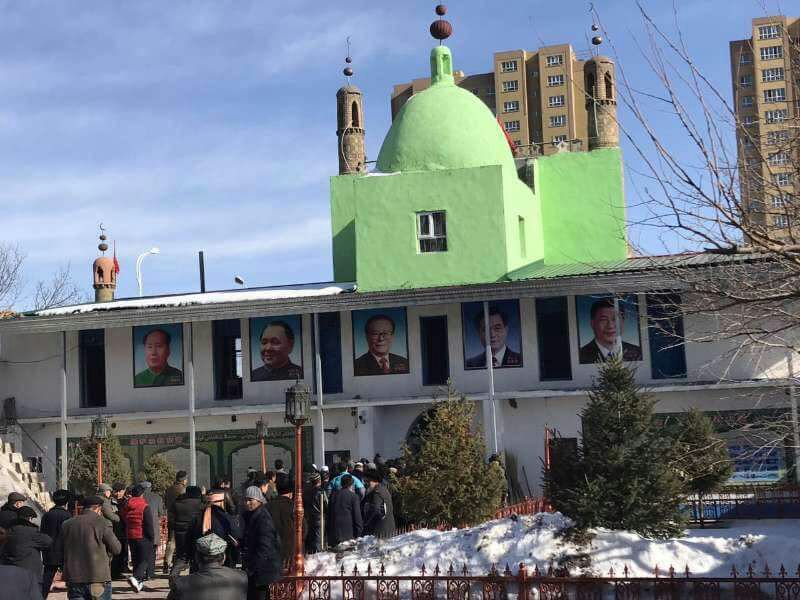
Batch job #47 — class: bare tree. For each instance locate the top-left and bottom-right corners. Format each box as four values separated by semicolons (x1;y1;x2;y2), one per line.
32;263;85;311
0;243;25;312
0;243;84;313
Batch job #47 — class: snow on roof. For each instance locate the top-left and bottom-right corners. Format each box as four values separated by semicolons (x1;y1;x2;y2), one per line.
35;282;356;317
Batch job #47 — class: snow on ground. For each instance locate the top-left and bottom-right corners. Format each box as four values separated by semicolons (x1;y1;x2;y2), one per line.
306;513;800;577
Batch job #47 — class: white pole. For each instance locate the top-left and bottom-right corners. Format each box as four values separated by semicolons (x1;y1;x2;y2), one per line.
60;332;68;489
787;350;800;480
483;301;499;455
314;312;326;549
188;323;197;486
135;253;146;298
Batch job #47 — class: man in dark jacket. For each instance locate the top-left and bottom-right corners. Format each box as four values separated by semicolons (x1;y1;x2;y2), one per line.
328;475;362;547
266;477;294;568
168;533;247;600
0;506;52;585
362;469;395;539
58;495;121;600
187;489;241;569
168;486;204;578
121;484;155;592
97;484;119;528
40;489;71;598
0;564;44;600
303;472;324;554
242;487;281;600
110;483;129;579
163;471;187;573
141;481;164;580
0;491;27;529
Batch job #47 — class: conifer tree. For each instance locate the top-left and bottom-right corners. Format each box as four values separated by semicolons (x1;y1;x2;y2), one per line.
565;357;686;538
397;384;505;528
68;433;131;495
143;452;177;494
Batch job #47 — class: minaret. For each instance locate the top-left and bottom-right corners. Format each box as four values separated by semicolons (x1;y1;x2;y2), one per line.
92;228;116;303
584;28;619;150
336;43;366;175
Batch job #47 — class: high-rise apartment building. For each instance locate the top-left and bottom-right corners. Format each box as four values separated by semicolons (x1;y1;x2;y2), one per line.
730;16;799;239
392;44;589;156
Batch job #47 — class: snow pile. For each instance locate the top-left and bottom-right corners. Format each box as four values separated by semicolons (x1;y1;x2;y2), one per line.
306;513;800;577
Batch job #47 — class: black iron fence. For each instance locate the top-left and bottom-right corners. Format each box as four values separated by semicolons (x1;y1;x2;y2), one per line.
685;486;800;523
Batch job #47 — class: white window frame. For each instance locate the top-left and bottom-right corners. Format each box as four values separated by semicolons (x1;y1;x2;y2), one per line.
549;115;567;128
739;74;753;88
758;24;781;40
547;74;565;87
503;100;520;113
552;134;568;144
765;109;787;124
773;173;792;187
772;214;789;228
763;88;786;103
767;130;789;144
417;211;447;253
500;60;518;73
502;80;519;93
739;53;753;65
548;95;565;107
768;152;789;166
742;115;757;125
546;54;564;67
760;46;783;61
762;67;784;82
741;96;754;108
504;120;521;132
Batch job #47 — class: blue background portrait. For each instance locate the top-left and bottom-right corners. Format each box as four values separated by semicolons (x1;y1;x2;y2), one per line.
249;315;304;376
576;294;641;355
461;300;523;369
132;323;184;386
352;307;409;362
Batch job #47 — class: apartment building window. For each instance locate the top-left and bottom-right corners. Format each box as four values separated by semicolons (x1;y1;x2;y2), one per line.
742;114;757;125
774;173;792;187
501;60;518;73
762;67;784;82
486;87;495;96
767;130;789;144
771;194;791;208
758;24;781;40
552;134;567;143
741;96;754;108
547;74;565;87
739;74;753;88
765;109;787;123
739;52;753;65
546;54;564;67
768;152;789;166
549;115;566;127
504;120;521;132
772;215;789;228
417;211;447;253
548;95;565;107
764;88;786;103
760;46;783;61
503;100;520;113
530;70;539;78
502;80;519;93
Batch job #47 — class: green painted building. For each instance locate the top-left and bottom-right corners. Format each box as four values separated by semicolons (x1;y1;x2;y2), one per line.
331;45;627;293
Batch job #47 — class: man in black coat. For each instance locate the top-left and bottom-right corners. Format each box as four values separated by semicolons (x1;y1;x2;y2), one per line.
168;486;204;579
141;481;165;580
0;564;44;600
187;489;241;570
167;533;248;600
0;506;52;585
110;483;129;579
39;489;71;598
361;470;395;539
266;477;294;568
303;472;325;554
241;487;281;600
328;475;362;547
0;491;27;529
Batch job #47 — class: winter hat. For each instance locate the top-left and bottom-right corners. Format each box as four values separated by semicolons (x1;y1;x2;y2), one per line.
52;490;71;506
130;484;145;497
320;465;330;473
354;462;364;471
307;472;321;484
97;483;112;493
112;482;127;492
363;469;381;483
7;492;26;503
277;478;294;495
17;506;37;520
185;486;202;499
196;533;227;556
245;486;266;503
140;481;152;490
83;495;105;508
366;462;377;471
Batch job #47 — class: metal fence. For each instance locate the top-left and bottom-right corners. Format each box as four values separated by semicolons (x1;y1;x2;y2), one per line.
685;486;800;523
269;562;800;600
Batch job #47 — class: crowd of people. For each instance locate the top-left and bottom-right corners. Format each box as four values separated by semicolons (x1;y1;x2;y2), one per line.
0;456;399;600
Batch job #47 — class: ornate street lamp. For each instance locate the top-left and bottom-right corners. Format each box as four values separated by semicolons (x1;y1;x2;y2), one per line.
91;415;109;485
285;382;310;576
256;417;268;474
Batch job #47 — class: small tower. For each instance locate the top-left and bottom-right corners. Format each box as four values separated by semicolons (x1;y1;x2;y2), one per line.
336;44;366;175
92;229;116;303
584;55;619;150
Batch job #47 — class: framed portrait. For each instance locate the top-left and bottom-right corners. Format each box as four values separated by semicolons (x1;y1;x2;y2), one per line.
352;307;410;376
249;315;304;381
576;294;642;364
462;300;523;370
132;323;185;388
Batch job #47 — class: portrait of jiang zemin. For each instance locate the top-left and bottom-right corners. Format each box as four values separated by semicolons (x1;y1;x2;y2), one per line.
249;316;304;381
352;308;410;376
576;294;642;364
132;324;185;388
462;300;523;370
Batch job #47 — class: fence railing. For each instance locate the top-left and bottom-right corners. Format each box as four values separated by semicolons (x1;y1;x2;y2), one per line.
269;562;800;600
685;486;800;523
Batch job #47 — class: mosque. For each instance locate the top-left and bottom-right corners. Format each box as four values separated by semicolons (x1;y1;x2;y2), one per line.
0;8;793;495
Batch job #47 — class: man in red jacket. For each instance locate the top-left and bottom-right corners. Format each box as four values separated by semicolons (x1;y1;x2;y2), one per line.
121;484;154;593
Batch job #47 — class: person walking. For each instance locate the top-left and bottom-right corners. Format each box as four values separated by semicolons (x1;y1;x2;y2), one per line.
303;472;324;554
328;474;362;547
330;463;365;499
361;469;395;539
187;489;240;569
167;533;247;600
241;487;281;600
168;486;203;578
58;495;121;600
265;477;294;569
0;506;52;586
0;564;45;600
96;485;119;528
141;481;164;580
40;489;71;598
121;484;155;592
109;483;129;579
0;492;27;529
163;471;187;574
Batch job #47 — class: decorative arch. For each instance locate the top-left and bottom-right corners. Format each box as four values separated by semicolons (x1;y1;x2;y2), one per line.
604;72;613;100
351;100;360;128
585;72;596;99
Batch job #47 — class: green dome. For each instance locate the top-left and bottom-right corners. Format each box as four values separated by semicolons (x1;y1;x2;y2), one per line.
377;46;516;174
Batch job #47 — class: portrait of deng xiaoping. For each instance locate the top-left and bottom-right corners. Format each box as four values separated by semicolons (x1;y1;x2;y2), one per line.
249;315;304;381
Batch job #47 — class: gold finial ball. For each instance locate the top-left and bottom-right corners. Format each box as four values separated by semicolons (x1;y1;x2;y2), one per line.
430;19;452;40
591;35;603;46
435;4;447;16
98;242;109;252
343;67;354;77
99;234;107;241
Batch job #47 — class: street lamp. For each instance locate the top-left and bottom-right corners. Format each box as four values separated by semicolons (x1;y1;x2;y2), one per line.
91;415;109;485
256;417;268;474
135;247;161;297
285;382;310;577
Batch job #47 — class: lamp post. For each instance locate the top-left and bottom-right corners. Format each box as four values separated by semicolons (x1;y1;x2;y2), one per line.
256;417;268;474
285;382;310;577
91;415;109;485
135;247;161;297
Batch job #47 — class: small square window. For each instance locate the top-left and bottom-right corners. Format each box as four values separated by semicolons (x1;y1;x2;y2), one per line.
760;46;783;61
739;74;753;88
546;54;564;67
758;24;781;40
773;173;792;187
762;67;784;82
741;96;754;108
763;88;786;103
417;211;447;253
503;100;520;113
504;120;521;132
765;109;787;123
500;60;518;73
772;214;789;228
549;115;566;127
739;52;753;65
502;80;519;93
548;95;565;107
552;135;567;144
547;74;565;87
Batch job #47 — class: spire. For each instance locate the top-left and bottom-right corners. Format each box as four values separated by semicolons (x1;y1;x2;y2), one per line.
336;38;366;175
93;224;117;303
429;4;454;86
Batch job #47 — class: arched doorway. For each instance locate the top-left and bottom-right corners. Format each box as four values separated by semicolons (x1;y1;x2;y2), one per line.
155;447;212;489
230;443;292;488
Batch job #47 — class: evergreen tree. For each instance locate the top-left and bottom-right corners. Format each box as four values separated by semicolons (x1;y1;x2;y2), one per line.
562;357;686;539
143;452;176;495
397;384;505;528
68;433;131;495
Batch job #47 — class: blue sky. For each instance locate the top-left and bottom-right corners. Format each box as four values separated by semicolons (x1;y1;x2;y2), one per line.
0;1;783;306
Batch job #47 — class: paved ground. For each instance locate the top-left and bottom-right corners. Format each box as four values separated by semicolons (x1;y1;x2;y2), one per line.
48;574;171;599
